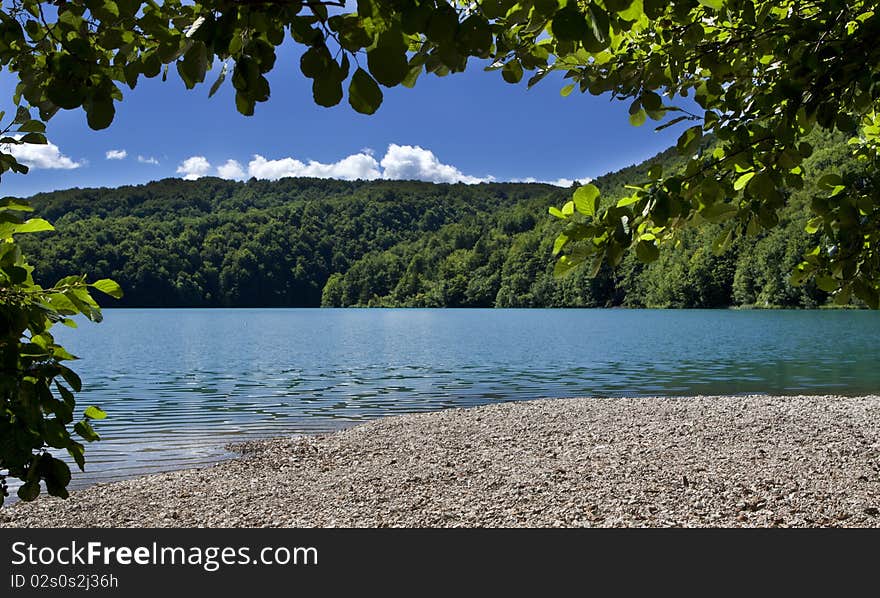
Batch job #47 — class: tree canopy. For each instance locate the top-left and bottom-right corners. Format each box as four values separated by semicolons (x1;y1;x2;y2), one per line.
2;0;877;300
542;1;880;310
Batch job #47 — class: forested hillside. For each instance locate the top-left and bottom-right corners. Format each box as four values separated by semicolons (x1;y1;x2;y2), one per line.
23;130;858;308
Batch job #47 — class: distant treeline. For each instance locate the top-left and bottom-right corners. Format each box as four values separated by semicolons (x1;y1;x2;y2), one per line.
23;129;860;308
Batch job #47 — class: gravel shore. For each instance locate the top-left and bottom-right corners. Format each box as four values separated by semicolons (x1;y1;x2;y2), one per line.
3;395;880;527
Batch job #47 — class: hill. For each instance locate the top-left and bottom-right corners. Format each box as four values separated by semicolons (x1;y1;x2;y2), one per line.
21;129;857;308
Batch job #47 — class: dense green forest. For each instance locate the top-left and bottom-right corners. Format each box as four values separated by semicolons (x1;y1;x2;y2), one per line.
22;130;860;308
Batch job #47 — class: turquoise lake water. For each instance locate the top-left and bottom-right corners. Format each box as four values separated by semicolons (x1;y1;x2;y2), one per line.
47;308;880;487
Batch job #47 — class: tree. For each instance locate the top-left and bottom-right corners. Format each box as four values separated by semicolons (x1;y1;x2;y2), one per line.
534;1;880;309
2;0;879;503
0;205;119;503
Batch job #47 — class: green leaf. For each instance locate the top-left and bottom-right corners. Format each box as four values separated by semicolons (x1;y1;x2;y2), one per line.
65;441;85;471
553;253;584;277
53;345;76;361
748;172;777;200
17;481;40;502
585;5;610;51
502;60;523;84
655;115;692;132
606;241;625;267
635;239;660;263
43;418;69;448
18;120;46;133
549;206;567;219
853;280;879;309
85;97;116;130
676;125;703;155
426;4;458;43
551;6;588;42
401;63;423;89
697;0;724;9
6;265;28;284
0;198;34;211
367;46;410;87
552;233;569;256
618;0;644;20
348;68;383;115
42;455;72;498
178;42;209;89
701;202;738;222
300;47;327;79
92;278;124;299
733;172;756;191
629;108;647;127
56;382;76;409
804;217;822;234
833;286;852;306
573;184;600;216
84;406;108;420
47;81;86;109
12;218;54;235
458;15;492;55
74;420;101;442
102;0;120;19
647;107;665;122
815;275;838;292
59;365;83;393
208;63;228;98
313;71;344;107
711;227;734;255
641;90;662;111
789;264;811;287
19;132;47;144
817;174;843;189
235;91;256;116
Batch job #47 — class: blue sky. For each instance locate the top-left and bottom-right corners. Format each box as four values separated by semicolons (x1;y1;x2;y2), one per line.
2;44;689;197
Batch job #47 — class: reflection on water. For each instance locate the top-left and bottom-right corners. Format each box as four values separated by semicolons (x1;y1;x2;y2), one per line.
42;308;880;488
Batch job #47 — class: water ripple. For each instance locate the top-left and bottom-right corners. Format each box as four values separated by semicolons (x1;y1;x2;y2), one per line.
32;308;879;489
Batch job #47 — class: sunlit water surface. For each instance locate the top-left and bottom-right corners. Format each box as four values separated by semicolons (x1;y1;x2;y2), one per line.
32;308;880;489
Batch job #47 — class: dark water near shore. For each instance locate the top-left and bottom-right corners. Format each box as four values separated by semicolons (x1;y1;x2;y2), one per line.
43;308;880;487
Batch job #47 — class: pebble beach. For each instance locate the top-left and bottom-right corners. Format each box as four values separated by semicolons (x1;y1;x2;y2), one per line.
3;395;880;527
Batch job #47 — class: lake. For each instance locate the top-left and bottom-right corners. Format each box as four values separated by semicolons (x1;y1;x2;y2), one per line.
46;308;880;488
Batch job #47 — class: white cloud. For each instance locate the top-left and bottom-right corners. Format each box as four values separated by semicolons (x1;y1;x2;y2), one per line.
217;159;246;180
2;136;82;170
105;149;127;160
247;152;381;181
241;145;490;184
138;155;160;165
173;145;583;187
176;156;212;180
379;144;493;184
512;176;591;188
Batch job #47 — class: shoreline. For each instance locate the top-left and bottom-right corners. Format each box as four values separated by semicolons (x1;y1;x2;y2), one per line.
2;394;880;527
85;305;872;310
